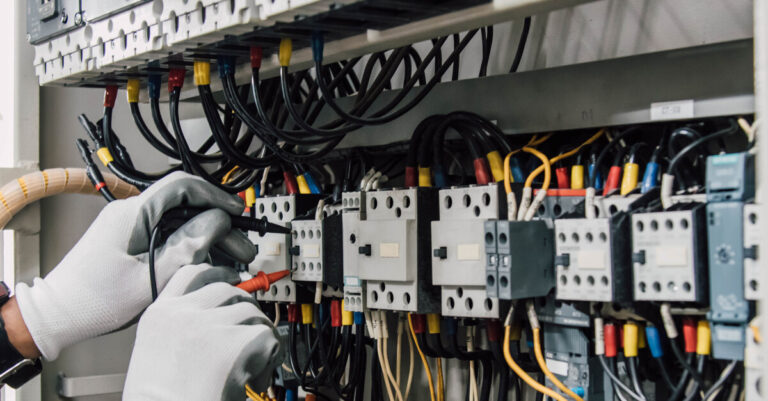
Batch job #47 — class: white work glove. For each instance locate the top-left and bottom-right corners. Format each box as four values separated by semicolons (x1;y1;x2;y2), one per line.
15;172;257;360
123;264;282;401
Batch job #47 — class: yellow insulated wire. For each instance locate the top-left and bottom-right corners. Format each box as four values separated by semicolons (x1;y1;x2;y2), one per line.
408;314;436;401
524;129;605;188
522;147;552;190
503;151;515;194
502;133;555;194
503;326;568;401
221;165;240;184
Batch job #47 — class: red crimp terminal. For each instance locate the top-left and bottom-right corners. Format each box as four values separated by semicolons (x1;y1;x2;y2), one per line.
604;323;618;357
237;191;247;202
683;318;697;353
330;300;342;327
486;319;502;342
103;85;118;108
473;158;490;185
603;165;622;196
250;46;263;69
287;304;300;323
405;166;417;187
412;314;427;334
283;171;299;195
94;182;106;191
168;68;186;92
556;167;570;189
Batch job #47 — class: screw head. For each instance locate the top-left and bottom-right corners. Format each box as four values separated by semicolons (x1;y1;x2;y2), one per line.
74;12;83;26
60;12;68;24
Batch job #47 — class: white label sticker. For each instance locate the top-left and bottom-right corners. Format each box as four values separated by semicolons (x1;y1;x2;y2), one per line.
457;244;481;261
655;246;688;267
577;250;607;269
380;243;400;258
650;100;694;121
546;358;569;377
263;242;281;256
302;244;321;258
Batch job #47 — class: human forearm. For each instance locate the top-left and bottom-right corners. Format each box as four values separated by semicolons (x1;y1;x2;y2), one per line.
1;296;40;359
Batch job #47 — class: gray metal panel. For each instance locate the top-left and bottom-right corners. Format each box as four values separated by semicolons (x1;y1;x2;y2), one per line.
332;40;754;149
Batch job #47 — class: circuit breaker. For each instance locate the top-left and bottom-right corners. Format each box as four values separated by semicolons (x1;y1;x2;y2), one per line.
554;213;632;302
631;206;708;303
250;194;321;303
357;188;439;313
485;220;554;300
431;184;505;318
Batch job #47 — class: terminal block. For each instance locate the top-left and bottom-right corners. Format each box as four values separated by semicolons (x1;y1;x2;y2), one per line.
485;220;554;300
431;184;506;318
744;204;760;300
357;188;439;313
554;213;632;303
250;194;321;303
342;192;366;312
631;205;708;303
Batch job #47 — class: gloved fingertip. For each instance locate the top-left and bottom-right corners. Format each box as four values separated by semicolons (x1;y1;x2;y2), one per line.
216;230;257;264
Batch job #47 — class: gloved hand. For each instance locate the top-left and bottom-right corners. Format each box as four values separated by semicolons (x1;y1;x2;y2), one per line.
15;172;257;360
123;264;282;401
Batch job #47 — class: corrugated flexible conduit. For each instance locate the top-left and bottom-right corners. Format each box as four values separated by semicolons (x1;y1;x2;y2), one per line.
0;168;139;229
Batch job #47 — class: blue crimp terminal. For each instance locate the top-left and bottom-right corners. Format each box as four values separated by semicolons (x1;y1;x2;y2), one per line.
646;326;664;358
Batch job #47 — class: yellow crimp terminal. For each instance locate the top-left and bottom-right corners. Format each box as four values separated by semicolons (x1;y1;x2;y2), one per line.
341;300;353;326
301;304;313;325
486;151;505;182
418;167;432;187
696;320;711;355
194;61;211;86
126;79;141;103
96;147;114;166
623;322;639;357
427;313;441;334
295;174;311;194
638;326;647;349
620;162;639;196
279;38;292;67
245;187;256;208
570;165;585;189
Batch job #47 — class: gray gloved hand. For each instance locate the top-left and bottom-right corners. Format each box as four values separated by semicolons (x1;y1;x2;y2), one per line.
123;264;282;401
15;172;256;360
